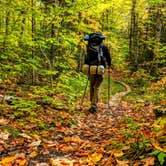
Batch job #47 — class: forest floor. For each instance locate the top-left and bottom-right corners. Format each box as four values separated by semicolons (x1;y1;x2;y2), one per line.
0;71;165;166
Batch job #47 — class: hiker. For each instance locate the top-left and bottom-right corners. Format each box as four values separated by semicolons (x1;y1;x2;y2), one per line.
83;32;111;113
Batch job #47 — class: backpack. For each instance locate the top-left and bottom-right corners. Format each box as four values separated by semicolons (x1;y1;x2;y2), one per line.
85;43;106;66
82;32;107;75
82;44;106;75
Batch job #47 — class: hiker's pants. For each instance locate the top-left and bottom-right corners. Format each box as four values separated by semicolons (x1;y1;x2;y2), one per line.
90;74;103;108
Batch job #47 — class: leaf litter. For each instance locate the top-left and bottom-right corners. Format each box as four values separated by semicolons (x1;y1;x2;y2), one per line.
0;83;165;165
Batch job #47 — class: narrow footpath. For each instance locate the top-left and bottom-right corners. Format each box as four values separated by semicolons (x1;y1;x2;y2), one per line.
0;78;156;166
29;82;133;165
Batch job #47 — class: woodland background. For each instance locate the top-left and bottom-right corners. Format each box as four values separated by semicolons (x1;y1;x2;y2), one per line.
0;0;166;165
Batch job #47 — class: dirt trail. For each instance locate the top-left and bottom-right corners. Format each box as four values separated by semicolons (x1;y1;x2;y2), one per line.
0;80;134;166
37;82;132;165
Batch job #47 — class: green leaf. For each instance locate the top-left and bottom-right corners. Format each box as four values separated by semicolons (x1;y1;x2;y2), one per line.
158;152;166;165
149;150;160;155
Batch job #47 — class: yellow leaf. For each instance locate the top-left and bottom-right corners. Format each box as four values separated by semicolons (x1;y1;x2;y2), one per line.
151;138;166;153
0;156;16;165
113;150;124;158
0;156;27;166
29;151;38;157
88;152;103;164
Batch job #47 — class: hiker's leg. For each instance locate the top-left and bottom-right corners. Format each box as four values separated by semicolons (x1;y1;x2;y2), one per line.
91;75;103;109
90;74;95;102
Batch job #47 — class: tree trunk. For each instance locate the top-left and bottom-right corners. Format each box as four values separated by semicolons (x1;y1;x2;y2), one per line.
150;6;163;74
3;8;10;48
129;0;139;71
31;0;36;85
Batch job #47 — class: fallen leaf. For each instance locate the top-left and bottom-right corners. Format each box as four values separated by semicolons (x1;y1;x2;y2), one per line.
0;156;16;165
60;145;76;153
19;133;32;139
0;156;27;166
151;138;166;152
0;119;9;125
36;163;49;166
29;151;38;158
50;158;76;166
88;152;103;164
107;149;124;157
0;132;10;140
13;156;27;166
29;139;41;147
75;151;90;157
113;149;124;158
116;159;129;166
141;157;155;166
63;136;84;144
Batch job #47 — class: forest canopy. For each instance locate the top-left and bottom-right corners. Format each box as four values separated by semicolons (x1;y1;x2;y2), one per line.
0;0;165;85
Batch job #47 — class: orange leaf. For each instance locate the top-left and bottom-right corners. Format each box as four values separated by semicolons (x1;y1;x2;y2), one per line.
0;156;27;166
116;160;129;166
76;151;90;157
60;145;75;153
29;151;38;158
151;138;166;152
63;136;84;144
0;156;16;165
141;157;155;166
13;156;27;166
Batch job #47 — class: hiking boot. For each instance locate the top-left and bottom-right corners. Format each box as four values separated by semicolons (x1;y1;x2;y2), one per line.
88;107;98;114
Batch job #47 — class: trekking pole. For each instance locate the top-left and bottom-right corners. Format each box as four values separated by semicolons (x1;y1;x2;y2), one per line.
107;67;115;117
108;67;111;109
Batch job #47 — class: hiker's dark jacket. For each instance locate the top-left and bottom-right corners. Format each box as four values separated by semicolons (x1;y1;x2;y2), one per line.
85;44;111;68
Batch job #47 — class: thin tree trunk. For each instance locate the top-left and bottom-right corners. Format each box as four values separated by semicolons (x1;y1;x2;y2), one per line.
49;23;54;86
3;10;10;48
129;0;139;71
150;6;162;74
21;11;26;35
31;0;36;85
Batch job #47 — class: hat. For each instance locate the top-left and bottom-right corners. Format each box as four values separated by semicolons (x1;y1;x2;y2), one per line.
83;32;105;41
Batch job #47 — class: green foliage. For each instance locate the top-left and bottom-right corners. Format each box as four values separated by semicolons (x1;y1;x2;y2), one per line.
119;117;153;160
11;99;39;118
146;0;164;6
101;79;126;103
121;69;165;104
0;126;20;138
56;72;88;106
149;150;166;165
36;120;46;130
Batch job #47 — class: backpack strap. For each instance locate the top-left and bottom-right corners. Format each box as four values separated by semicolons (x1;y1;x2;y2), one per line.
98;44;103;65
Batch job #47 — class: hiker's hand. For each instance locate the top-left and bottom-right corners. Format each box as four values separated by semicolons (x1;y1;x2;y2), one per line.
107;65;113;70
110;65;114;70
107;66;111;73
